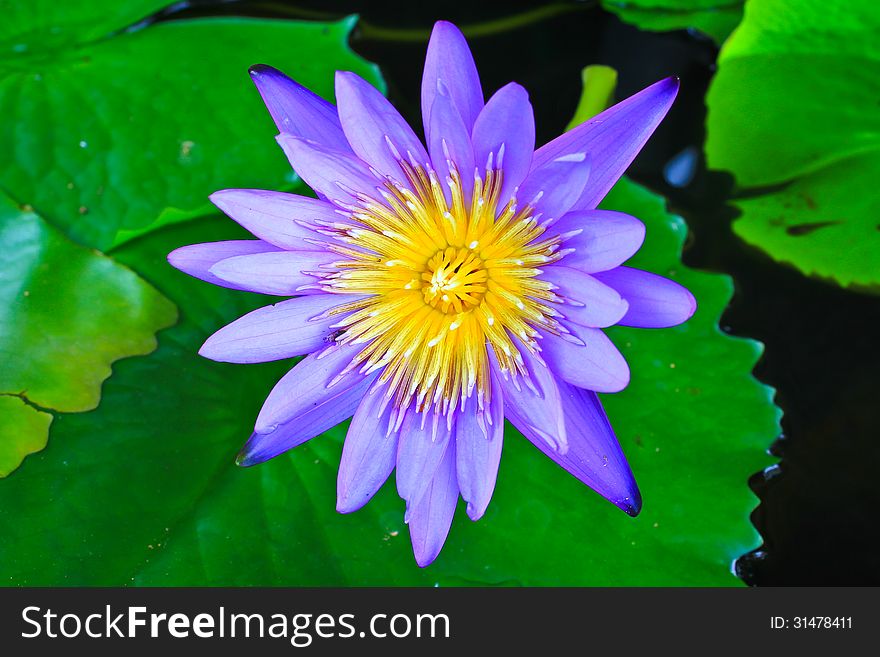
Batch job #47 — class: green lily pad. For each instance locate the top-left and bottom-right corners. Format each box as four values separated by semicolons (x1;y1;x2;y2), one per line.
0;193;176;476
706;0;880;289
0;1;169;49
602;0;743;44
0;180;777;584
0;396;53;478
0;4;382;250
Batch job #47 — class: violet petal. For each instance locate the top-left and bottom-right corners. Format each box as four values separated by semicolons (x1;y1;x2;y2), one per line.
238;361;372;466
593;266;697;328
428;79;476;203
455;373;504;521
396;409;453;511
552;210;645;273
472;82;535;207
209;250;337;296
542;265;629;328
542;324;630;393
254;342;367;434
337;389;400;514
421;21;483;142
406;440;459;568
532;77;679;210
335;71;430;181
167;240;280;290
493;346;567;453
525;378;641;516
276;135;381;205
209;189;340;250
199;294;361;364
249;64;351;152
516;153;591;223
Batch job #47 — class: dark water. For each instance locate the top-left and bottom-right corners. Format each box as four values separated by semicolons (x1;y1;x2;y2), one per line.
162;0;880;585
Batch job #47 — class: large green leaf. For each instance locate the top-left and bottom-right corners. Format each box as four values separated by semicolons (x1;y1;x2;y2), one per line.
0;0;168;49
0;396;52;478
705;0;880;289
0;193;176;476
0;5;382;250
0;178;777;584
0;4;383;477
602;0;743;44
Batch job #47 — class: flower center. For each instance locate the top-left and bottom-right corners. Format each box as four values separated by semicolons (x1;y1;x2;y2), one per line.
312;156;563;424
421;247;487;313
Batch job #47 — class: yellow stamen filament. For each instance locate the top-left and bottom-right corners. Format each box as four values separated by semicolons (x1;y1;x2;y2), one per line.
317;157;562;420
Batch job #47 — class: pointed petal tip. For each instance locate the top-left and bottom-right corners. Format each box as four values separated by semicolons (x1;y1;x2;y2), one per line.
237;422;318;468
500;80;530;100
431;19;465;40
206;194;235;225
636;217;648;242
414;548;440;568
249;63;277;78
235;433;271;468
465;502;485;521
196;341;211;358
337;487;384;514
207;188;231;204
606;369;631;394
685;288;698;320
166;247;184;269
166;243;213;273
334;70;381;102
335;496;360;515
207;188;249;217
619;486;643;517
248;64;295;94
333;69;352;88
234;448;256;467
610;472;642;516
659;76;681;100
197;336;238;363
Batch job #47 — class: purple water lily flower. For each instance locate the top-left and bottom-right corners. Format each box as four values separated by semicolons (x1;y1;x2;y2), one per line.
169;21;695;567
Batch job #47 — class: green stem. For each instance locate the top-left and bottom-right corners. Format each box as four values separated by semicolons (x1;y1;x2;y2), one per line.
253;2;598;42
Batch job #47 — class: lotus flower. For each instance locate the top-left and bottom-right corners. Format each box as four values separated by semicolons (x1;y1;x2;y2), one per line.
169;21;695;566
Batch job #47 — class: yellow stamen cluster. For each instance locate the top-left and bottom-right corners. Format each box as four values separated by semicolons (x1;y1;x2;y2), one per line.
316;158;564;423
